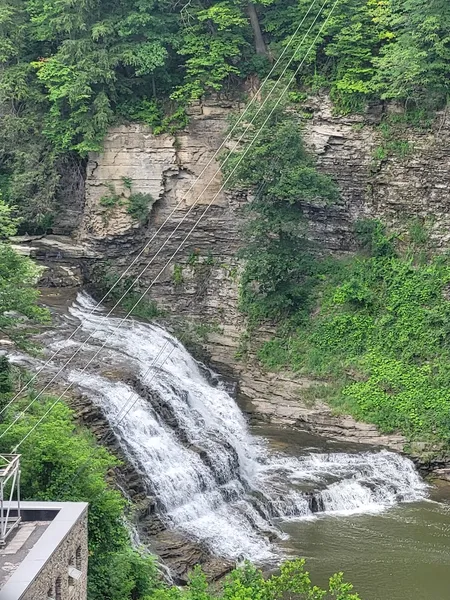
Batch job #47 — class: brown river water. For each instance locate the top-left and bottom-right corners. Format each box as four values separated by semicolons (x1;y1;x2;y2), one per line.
256;425;450;600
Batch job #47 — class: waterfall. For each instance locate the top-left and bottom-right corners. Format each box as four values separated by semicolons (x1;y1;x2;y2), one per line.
44;293;428;561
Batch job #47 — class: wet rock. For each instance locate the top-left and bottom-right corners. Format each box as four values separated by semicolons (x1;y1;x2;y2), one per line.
307;493;324;514
153;531;233;584
433;468;450;482
68;389;235;582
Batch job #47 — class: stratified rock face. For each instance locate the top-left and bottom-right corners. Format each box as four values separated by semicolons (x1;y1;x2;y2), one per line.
77;93;450;279
34;95;450;442
80;127;177;240
76;98;245;328
303;96;450;250
79;101;232;241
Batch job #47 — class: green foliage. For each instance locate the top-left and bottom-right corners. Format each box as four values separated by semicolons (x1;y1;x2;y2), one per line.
90;547;162;600
0;397;162;600
353;219;395;257
371;117;416;164
122;176;133;191
147;559;361;600
372;0;450;108
118;99;164;130
128;192;152;223
173;264;184;286
100;183;123;223
172;1;249;102
0;357;12;421
408;219;429;246
0;243;50;335
221;99;338;323
0;356;11;393
260;223;450;447
99;181;153;224
0;194;20;238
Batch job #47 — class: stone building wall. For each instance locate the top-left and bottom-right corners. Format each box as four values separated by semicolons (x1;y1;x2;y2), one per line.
22;509;88;600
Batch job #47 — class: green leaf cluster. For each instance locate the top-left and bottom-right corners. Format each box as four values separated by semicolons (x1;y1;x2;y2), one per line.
0;243;50;337
100;179;153;224
372;0;450;107
92;263;163;321
221;98;338;323
160;559;361;600
260;221;450;447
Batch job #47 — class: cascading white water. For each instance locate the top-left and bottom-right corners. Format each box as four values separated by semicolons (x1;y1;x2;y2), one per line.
44;293;428;561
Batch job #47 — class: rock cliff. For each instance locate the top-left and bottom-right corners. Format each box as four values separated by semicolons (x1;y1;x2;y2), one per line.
26;94;450;449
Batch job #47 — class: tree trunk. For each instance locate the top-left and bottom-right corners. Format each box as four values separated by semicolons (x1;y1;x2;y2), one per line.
247;2;268;56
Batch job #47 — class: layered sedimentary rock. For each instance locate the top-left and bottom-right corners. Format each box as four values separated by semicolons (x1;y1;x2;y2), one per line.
26;95;450;445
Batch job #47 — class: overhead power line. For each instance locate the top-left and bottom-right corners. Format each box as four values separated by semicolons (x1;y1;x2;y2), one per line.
11;186;270;498
9;0;339;451
1;0;322;415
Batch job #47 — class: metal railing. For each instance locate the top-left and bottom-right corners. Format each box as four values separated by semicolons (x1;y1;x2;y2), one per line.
0;454;21;546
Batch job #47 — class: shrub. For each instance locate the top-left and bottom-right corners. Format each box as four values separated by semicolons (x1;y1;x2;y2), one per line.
127;192;153;223
259;229;450;447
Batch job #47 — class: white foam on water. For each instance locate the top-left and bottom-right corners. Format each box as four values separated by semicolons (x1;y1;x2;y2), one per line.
59;293;428;561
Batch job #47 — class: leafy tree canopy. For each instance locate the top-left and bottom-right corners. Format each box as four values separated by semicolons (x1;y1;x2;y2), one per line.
1;0;449;230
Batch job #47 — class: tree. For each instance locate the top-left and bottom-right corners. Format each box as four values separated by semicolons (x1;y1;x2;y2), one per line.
247;2;268;55
373;0;450;107
0;244;49;333
142;559;361;600
0;194;20;238
221;98;338;322
29;0;173;153
173;1;250;101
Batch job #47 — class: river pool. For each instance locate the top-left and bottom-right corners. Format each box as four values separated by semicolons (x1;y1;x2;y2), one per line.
254;425;450;600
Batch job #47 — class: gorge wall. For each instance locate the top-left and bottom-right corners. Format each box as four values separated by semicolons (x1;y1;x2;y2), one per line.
28;94;450;450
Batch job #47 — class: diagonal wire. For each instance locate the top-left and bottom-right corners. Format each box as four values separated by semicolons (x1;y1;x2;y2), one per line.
4;196;266;496
1;0;322;415
0;0;330;431
10;0;339;451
